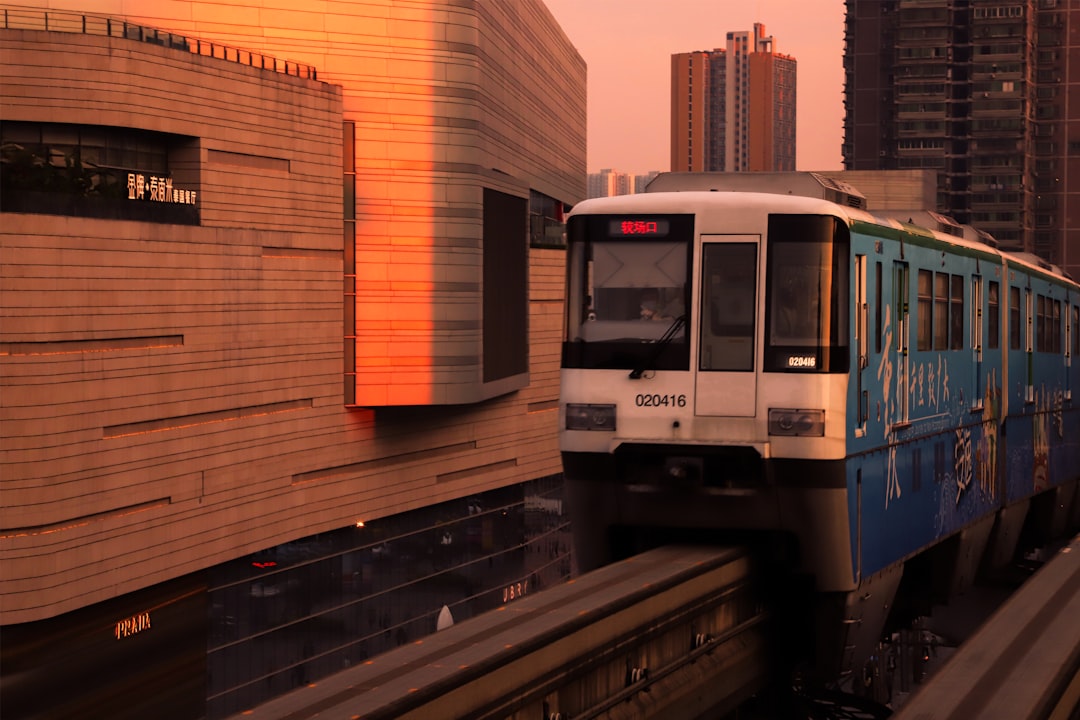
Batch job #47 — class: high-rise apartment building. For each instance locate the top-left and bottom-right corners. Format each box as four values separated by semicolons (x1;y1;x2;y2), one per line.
843;0;1080;278
671;24;796;173
587;168;635;198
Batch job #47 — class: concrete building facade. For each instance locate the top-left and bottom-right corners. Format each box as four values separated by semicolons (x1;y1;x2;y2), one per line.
0;2;584;718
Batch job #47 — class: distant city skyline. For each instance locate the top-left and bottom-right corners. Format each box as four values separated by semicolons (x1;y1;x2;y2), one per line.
543;0;844;174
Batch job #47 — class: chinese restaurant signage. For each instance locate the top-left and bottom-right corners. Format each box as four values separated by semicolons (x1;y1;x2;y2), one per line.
127;173;197;206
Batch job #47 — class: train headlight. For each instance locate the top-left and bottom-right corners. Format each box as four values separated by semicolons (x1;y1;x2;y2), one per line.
768;408;825;437
565;403;616;431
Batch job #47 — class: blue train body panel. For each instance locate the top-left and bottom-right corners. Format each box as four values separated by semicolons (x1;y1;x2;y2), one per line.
845;224;1079;579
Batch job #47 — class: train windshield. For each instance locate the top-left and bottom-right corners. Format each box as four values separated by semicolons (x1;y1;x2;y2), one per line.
562;214;693;370
764;214;850;373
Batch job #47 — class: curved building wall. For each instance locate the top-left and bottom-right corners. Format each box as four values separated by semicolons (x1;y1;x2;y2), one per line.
55;0;588;406
1;25;344;623
1;4;584;716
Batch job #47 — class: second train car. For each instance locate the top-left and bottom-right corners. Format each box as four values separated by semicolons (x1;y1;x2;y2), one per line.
559;172;1080;682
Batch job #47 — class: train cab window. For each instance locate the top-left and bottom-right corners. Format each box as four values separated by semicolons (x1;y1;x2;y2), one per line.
988;281;1000;350
763;214;849;373
562;214;693;371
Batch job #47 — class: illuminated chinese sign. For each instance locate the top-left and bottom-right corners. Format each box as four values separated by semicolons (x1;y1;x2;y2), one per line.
608;219;670;237
114;611;151;640
127;173;197;206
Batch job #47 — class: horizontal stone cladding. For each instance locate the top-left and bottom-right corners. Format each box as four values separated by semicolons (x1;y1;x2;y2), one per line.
0;29;343;237
78;0;588;406
0;4;579;625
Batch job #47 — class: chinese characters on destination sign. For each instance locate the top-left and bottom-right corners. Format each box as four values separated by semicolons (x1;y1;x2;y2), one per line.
608;219;670;237
621;220;658;234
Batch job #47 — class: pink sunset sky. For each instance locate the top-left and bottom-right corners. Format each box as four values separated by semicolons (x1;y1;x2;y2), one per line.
543;0;846;175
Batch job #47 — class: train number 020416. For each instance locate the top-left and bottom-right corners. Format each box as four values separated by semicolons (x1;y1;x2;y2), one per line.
635;393;687;408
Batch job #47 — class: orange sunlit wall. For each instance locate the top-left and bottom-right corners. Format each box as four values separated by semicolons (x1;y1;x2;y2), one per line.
97;0;584;407
1;0;585;625
748;52;774;172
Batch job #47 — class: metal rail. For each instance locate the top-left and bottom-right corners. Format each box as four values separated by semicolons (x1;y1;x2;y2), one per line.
1;4;318;80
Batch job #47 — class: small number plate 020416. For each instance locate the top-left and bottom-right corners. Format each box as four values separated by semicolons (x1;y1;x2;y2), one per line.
634;393;687;408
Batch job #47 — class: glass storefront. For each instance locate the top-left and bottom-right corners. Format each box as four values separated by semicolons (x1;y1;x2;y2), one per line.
205;474;571;718
0;475;570;720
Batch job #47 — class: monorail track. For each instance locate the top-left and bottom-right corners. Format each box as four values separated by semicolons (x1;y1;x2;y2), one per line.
230;545;768;720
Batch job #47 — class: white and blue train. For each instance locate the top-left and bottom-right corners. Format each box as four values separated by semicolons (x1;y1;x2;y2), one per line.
559;172;1080;681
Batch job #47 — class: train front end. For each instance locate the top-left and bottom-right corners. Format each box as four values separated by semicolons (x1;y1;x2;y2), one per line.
559;191;857;594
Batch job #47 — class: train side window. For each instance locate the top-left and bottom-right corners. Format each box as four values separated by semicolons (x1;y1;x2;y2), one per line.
1009;286;1021;350
1072;304;1079;357
950;274;964;350
1053;299;1061;354
1037;295;1055;353
875;262;883;354
987;281;1000;349
971;276;983;353
934;272;948;350
855;255;867;367
1049;297;1058;354
1036;295;1045;352
917;269;932;351
1025;289;1033;353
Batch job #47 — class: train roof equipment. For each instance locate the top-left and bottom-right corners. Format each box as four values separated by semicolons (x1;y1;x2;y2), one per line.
644;171;868;210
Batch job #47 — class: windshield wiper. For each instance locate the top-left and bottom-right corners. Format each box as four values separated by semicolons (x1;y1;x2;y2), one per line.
629;315;686;379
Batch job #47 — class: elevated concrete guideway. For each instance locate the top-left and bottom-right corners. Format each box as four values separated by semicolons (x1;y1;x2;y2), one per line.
894;533;1080;720
228;545;767;720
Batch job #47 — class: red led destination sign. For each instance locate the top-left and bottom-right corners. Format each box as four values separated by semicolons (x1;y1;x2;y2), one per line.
608;219;670;237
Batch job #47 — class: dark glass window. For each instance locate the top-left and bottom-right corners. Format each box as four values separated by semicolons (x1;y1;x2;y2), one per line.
1073;304;1079;356
529;189;568;249
1009;286;1021;350
562;214;692;372
1037;295;1048;352
1053;299;1061;354
988;281;1000;349
701;243;757;371
1;120;196;224
934;272;949;350
764;214;850;373
205;476;569;720
918;269;932;351
1037;297;1063;354
875;262;883;354
950;274;964;350
483;188;528;382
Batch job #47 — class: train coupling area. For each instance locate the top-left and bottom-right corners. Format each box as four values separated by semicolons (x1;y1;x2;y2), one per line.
230;545;767;720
